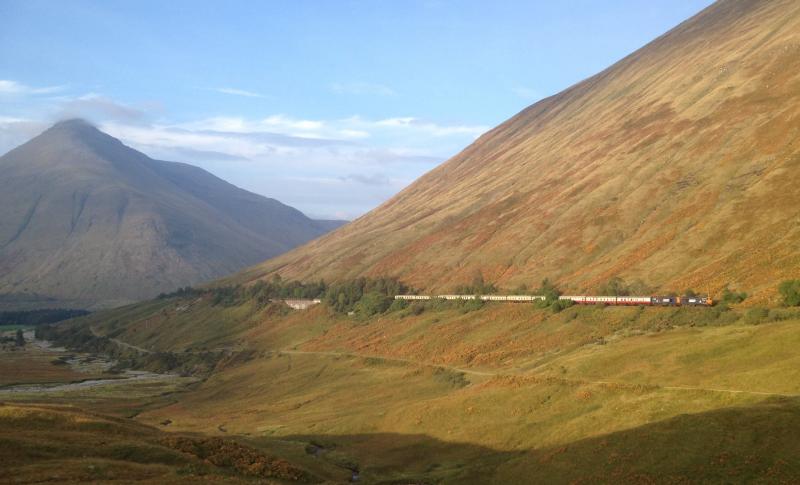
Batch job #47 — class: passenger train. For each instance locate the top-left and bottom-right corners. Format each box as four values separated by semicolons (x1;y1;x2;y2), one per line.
395;294;712;306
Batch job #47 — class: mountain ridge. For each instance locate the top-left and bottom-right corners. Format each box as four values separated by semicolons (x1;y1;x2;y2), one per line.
0;120;344;308
231;0;800;302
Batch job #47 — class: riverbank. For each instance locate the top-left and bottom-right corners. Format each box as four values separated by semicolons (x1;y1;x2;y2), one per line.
0;330;198;421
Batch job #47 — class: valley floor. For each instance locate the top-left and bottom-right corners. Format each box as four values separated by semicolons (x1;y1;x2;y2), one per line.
4;301;800;483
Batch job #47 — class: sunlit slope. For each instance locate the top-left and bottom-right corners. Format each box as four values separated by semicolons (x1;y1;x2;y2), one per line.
66;292;800;482
236;0;800;299
128;303;800;483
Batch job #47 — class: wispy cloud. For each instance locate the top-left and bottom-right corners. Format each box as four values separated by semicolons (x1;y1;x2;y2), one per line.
56;93;151;123
341;173;392;186
215;87;267;98
331;82;396;96
0;80;64;96
373;116;488;138
0;92;487;219
0;117;50;156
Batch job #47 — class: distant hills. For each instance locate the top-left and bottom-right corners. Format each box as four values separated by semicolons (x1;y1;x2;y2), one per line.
234;0;800;301
0;120;345;308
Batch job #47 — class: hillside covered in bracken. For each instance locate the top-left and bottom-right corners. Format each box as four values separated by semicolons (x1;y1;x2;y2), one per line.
235;0;800;302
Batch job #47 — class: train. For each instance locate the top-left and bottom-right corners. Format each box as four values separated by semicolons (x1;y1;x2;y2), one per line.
394;294;713;306
396;294;545;302
558;295;712;306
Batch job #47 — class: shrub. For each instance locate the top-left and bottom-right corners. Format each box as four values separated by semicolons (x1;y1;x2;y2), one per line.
768;308;800;322
425;298;453;312
779;280;800;307
458;298;484;314
550;299;574;314
721;288;747;304
386;299;408;313
408;302;426;316
743;307;769;325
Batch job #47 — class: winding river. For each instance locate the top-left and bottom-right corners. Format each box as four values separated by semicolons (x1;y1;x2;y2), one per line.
0;331;178;396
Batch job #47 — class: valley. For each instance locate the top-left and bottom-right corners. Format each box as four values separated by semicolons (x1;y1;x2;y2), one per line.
7;291;799;483
5;0;800;482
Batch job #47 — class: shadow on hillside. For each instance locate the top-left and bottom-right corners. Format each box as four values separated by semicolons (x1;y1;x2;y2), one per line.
280;396;800;484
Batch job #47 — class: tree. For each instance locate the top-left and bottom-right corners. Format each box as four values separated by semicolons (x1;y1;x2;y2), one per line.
15;329;25;347
353;292;392;318
779;280;800;307
536;278;562;302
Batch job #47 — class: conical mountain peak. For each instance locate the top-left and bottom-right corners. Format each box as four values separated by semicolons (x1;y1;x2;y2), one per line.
0;121;341;307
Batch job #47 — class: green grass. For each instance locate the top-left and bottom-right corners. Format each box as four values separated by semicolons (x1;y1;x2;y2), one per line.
23;296;800;483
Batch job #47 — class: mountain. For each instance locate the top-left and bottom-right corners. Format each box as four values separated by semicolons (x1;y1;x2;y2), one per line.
312;219;350;232
235;0;800;301
0;119;341;308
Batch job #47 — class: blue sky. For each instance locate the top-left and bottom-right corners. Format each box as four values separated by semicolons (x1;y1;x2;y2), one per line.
1;0;714;219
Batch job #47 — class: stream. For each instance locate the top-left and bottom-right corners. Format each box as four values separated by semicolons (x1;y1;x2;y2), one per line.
0;331;178;395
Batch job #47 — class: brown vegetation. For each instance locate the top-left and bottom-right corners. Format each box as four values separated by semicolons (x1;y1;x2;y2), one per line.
230;0;800;303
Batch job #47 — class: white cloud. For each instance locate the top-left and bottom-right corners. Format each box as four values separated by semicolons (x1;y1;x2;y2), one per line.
0;117;50;155
0;90;488;219
57;93;150;123
215;87;267;98
373;116;488;138
0;80;64;96
341;173;392;186
331;82;396;96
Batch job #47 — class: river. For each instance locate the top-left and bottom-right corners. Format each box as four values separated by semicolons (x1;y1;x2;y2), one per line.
0;331;179;396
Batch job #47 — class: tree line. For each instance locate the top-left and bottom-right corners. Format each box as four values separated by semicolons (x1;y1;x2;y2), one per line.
158;274;800;320
0;308;90;326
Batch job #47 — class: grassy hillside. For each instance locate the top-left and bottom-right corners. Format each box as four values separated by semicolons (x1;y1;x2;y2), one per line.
11;1;800;481
228;0;800;302
0;403;333;484
45;290;800;483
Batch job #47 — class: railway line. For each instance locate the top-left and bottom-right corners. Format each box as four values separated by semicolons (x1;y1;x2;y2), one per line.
395;294;713;306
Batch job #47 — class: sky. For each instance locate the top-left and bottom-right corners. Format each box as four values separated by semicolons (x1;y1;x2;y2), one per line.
0;0;714;220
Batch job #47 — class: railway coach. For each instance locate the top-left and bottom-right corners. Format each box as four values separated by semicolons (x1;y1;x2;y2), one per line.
394;295;432;301
394;294;712;306
559;295;712;306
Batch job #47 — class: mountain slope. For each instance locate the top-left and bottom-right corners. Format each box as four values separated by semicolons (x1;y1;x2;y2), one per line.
0;120;338;308
236;0;800;300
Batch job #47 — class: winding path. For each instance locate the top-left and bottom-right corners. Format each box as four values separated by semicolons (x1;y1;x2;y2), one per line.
89;327;153;354
277;349;799;398
95;332;799;399
279;349;497;377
